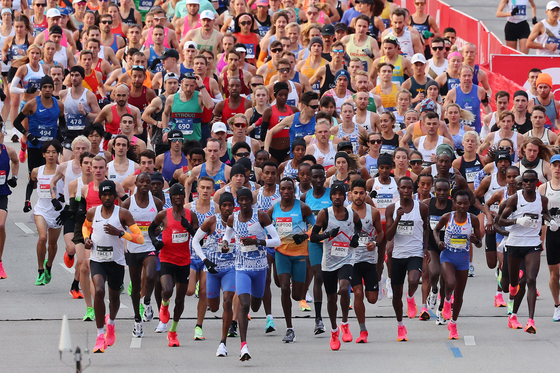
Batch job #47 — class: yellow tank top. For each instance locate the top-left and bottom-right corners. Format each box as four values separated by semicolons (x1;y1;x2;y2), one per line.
264;60;277;85
380;1;391;28
192;29;220;52
380;55;404;85
346;35;374;72
375;83;398;109
301;57;326;91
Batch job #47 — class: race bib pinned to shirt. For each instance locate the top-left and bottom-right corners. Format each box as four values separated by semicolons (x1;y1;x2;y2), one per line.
175;118;194;136
332;241;350;257
397;220;414;236
96;245;114;261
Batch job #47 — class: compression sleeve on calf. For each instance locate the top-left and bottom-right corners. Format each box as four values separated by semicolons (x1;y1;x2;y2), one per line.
82;219;93;239
13;112;28;136
224;225;234;242
191;228;208;261
122;224;144;244
9;76;25;94
264;224;281;248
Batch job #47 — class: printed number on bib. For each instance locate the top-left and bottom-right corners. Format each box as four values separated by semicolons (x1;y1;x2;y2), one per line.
465;167;480;183
276;217;292;237
397;220;414;235
39;183;51;199
172;231;189;244
429;215;440;230
67;114;85;131
175;118;194;136
449;234;468;250
137;221;150;236
96;245;113;261
358;231;370;246
0;170;5;185
332;241;349;257
376;193;393;209
523;213;539;228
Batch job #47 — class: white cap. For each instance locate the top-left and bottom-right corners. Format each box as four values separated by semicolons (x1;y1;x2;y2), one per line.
0;8;10;16
184;41;197;49
186;0;199;4
212;122;227;133
411;53;426;64
47;8;62;18
547;1;560;10
200;9;214;20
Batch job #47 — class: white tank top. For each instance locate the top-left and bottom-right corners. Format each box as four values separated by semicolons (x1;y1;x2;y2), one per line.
322;205;355;271
354;111;373;133
126;193;158;253
372;176;399;221
271;80;299;107
0;27;14;72
64;88;91;132
484;172;507;212
23;63;45;88
492;130;519;162
519;158;547;184
395;30;414;59
526;128;551;145
427;59;448;79
418;135;444;164
509;190;542;246
544;181;560;221
34;165;63;214
64;161;82;206
392;200;424;258
54;46;68;69
90;205;126;265
352;204;377;264
506;0;529;23
312;143;337;168
536;19;560;56
107;159;135;184
337;123;360;154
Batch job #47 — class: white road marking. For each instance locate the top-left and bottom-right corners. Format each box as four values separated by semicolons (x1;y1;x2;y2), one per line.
105;300;128;309
130;338;142;348
464;336;476;346
59;262;75;274
15;222;34;234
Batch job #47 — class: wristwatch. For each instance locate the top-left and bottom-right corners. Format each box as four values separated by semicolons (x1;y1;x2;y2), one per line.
198;85;206;90
119;231;125;238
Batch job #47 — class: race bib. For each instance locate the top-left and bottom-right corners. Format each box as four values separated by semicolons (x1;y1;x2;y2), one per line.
523;213;539;228
358;231;370;247
27;78;41;90
138;0;155;11
465;166;480;183
96;245;113;261
67;113;85;131
376;193;393;209
219;237;235;252
137;221;150;236
489;203;500;213
241;235;258;252
546;36;560;47
429;215;440;230
331;241;349;257
175;118;194;136
172;231;189;243
258;25;270;38
397;220;414;236
449;234;467;250
380;144;396;155
38;183;51;199
37;124;54;142
244;43;255;59
0;170;5;185
276;217;292;237
515;5;526;16
369;166;378;178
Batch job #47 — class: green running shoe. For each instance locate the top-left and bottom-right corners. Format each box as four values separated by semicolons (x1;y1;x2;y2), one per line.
43;259;52;284
83;307;95;321
128;282;133;296
507;300;514;315
35;272;45;286
194;326;205;340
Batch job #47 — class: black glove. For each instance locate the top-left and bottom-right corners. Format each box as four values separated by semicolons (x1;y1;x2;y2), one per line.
362;48;374;59
0;88;6;101
149;58;161;71
532;17;538;25
56;206;69;226
511;6;519;16
152;239;164;252
7;177;16;188
26;86;37;94
203;258;218;274
51;198;63;211
293;233;308;245
27;134;40;146
23;200;32;213
181;216;195;235
350;234;359;248
103;131;113;141
326;227;340;238
76;207;86;221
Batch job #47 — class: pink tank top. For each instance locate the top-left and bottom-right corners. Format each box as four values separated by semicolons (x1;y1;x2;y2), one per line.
44;29;68;47
183;15;202;37
216;53;228;74
143;27;170;49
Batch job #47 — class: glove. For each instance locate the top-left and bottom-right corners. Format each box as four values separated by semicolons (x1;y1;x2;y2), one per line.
0;88;6;101
103;131;113;141
515;216;534;228
532;17;538;25
326;227;340;238
51;198;63;211
149;58;161;71
203;258;218;274
56;206;69;226
27;134;40;146
181;216;195;235
26;86;37;94
76;207;86;221
362;48;374;59
548;219;559;232
511;6;519;16
23;200;31;213
422;30;434;39
293;233;308;245
369;190;377;199
350;234;359;248
7;177;16;188
152;240;164;252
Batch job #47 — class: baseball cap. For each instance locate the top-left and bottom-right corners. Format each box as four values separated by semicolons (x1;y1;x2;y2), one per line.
184;41;197;49
73;0;86;3
168;129;184;140
256;0;269;5
161;49;180;60
49;25;63;35
547;1;560;10
551;154;560;163
59;7;73;16
212;122;227;133
164;72;179;83
47;8;62;18
0;9;9;16
334;23;348;33
337;141;353;151
200;9;214;20
236;45;247;53
411;53;427;64
186;0;199;4
322;24;335;36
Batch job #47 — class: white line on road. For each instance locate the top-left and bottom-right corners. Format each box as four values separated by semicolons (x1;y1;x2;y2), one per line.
59;262;75;274
15;222;34;234
130;338;142;348
105;300;129;309
464;336;476;346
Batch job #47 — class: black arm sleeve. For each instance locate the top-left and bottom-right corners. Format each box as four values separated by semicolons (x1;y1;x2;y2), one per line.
25;179;35;200
13;112;27;135
76;198;87;220
148;221;160;244
310;225;327;243
354;219;362;235
260;121;270;142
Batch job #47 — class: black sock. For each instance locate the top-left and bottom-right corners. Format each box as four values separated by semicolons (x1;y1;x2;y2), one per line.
68;254;74;260
314;301;322;320
71;279;80;291
135;316;142;323
46;265;51;273
196;324;202;329
220;339;226;345
38;269;44;275
144;297;151;305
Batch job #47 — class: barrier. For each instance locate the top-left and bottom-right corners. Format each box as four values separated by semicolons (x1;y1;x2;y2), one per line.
480;65;525;111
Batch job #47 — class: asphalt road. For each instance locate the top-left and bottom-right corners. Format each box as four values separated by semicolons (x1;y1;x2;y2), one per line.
1;140;560;372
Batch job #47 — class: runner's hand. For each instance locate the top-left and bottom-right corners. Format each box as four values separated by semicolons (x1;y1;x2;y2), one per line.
104;223;122;236
515;216;533;228
293;233;308;245
26;86;37;94
511;7;519;15
23;200;32;213
203;258;218;274
85;238;93;250
7;177;16;188
325;227;340;238
27;134;40;146
51;198;63;211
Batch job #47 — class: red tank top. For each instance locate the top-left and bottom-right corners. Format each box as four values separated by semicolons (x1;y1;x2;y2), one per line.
111;22;125;38
104;105;132;150
83;69;101;100
86;181;119;210
270;105;294;139
233;32;259;66
222;97;247;123
160;208;192;266
94;58;107;81
128;86;148;122
223;69;250;98
201;76;214;124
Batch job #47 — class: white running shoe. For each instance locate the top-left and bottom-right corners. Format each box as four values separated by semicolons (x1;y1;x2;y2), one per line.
154;321;167;333
553;306;560;322
240;344;251;361
386;278;393;299
305;290;313;303
436;310;448;325
427;290;438;310
132;321;144;337
216;342;227;357
468;264;475;277
143;304;153;322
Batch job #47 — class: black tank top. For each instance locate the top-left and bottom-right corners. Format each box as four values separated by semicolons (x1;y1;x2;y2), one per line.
410;76;429;99
249;107;263;140
458;154;482;184
428;197;453;249
150;94;167;146
320;64;338;97
121;8;136;26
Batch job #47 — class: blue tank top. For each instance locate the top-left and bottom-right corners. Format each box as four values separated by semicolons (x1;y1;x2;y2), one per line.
364;154;378;178
289;113;316;155
455;86;481;133
472;64;479;86
0;144;12;196
257;185;280;212
148;46;165;73
292;71;301;84
272;199;308;236
200;162;226;191
306;187;332;216
444;212;472;253
534;97;557;130
109;34;119;54
10;35;29;61
180;64;194;75
162;151;188;182
27;96;60;149
451;123;466;150
233;208;267;271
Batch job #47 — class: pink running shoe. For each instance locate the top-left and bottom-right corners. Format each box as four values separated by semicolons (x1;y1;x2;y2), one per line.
447;322;458;340
397;325;408;341
93;334;106;353
407;296;417;319
341;323;353;342
508;314;522;329
494;293;506;307
442;299;452;320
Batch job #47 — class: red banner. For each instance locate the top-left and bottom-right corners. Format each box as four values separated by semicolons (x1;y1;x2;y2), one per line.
478;22;490;66
480;66;525;112
491;55;560;100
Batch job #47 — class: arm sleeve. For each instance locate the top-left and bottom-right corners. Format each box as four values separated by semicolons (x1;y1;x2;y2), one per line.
191;228;207;261
82;219;92;239
305;214;316;226
264;224;281;248
310;225;327;243
122;224;144;244
260;121;270;141
25;178;35;200
13;111;27;136
224;225;234;242
148;221;160;244
9;76;25;94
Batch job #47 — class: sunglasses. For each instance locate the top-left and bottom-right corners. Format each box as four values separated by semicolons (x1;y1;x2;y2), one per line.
308;104;319;109
34;3;46;6
522;178;537;183
369;139;382;144
409;160;423;165
415;2;425;5
170;139;184;143
445;46;451;51
154;16;166;20
240;21;252;26
271;48;282;53
132;65;146;70
101;20;113;25
233;122;246;128
498;146;511;151
307;11;318;15
432;46;444;51
250;83;262;87
235;152;250;157
332;49;344;54
278;67;290;73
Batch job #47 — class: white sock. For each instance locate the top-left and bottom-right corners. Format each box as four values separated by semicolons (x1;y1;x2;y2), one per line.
267;314;273;320
332;326;338;333
107;318;115;326
341;321;348;326
407;295;414;300
97;328;104;336
496;291;502;296
450;319;456;324
397;321;404;327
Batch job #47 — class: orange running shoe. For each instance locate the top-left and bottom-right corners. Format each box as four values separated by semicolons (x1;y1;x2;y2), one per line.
442;299;452;320
341;323;352;342
168;331;180;347
397;325;408;341
63;252;74;268
494;293;506;307
159;303;170;324
407;296;417;319
93;334;106;353
69;289;84;299
330;328;341;350
419;307;430;320
447;322;458;340
356;331;368;343
508;314;522;329
524;319;536;334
